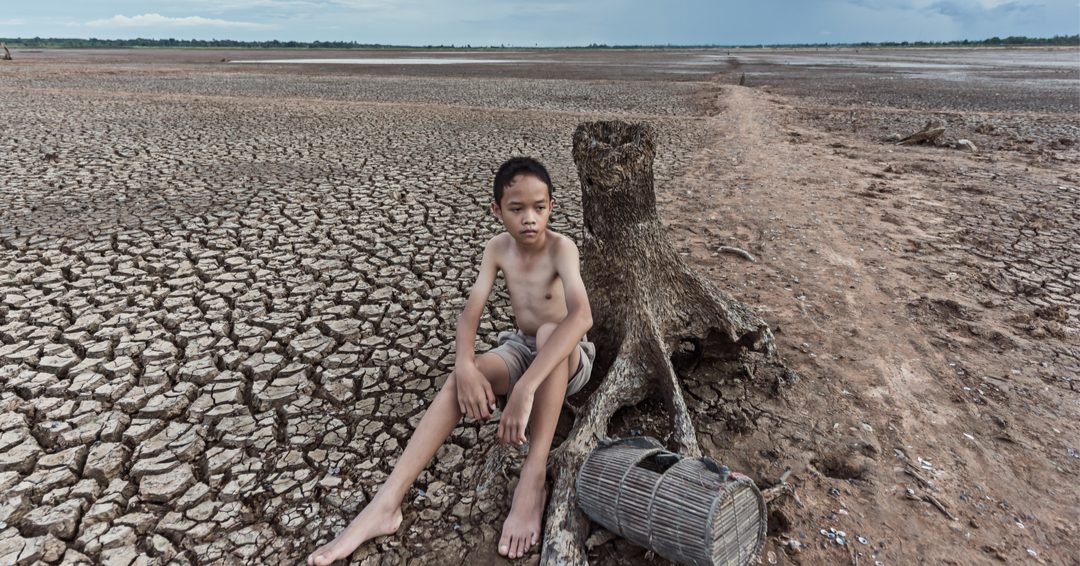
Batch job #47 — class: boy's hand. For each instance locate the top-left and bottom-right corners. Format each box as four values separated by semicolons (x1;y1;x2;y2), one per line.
497;389;532;446
455;364;496;421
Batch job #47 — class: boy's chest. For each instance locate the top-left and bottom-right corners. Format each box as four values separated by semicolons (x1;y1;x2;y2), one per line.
501;259;561;300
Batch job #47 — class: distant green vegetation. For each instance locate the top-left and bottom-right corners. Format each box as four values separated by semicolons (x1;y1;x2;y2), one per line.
849;35;1078;48
1;34;1077;50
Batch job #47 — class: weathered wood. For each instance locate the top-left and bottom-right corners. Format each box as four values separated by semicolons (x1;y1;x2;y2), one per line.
715;245;756;262
898;120;945;146
1;42;11;61
540;121;793;564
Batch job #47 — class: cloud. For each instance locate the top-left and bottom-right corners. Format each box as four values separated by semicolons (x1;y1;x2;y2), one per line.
84;13;273;30
0;18;27;26
187;0;369;10
926;0;1041;18
326;0;401;8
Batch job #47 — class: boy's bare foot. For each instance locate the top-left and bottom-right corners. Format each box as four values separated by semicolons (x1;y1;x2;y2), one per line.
498;475;547;559
307;498;403;565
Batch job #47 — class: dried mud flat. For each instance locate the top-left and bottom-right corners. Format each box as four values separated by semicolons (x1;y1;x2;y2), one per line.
0;48;1077;565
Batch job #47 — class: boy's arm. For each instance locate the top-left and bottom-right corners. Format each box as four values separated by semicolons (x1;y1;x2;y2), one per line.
498;238;593;444
455;237;500;421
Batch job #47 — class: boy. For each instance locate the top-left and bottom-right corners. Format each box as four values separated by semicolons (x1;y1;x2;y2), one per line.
308;157;595;564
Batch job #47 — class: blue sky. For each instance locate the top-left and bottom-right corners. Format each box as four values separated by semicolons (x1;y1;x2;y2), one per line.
1;1;1076;45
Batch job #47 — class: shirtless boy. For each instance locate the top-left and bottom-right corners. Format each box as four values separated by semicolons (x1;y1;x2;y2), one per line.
308;157;594;563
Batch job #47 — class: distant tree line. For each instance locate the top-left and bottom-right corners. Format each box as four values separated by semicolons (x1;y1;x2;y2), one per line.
848;35;1079;48
1;34;1077;50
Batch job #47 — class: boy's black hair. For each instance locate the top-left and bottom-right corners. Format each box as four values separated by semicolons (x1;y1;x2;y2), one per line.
493;157;554;205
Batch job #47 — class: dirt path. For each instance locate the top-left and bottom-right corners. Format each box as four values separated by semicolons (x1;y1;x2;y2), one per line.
658;84;1079;565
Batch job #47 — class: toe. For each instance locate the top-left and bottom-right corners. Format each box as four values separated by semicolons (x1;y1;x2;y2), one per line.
498;532;511;557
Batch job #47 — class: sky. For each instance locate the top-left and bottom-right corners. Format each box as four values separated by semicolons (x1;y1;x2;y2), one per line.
1;1;1077;46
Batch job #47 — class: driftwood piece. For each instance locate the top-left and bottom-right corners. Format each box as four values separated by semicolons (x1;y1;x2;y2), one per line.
716;245;756;262
540;121;793;564
898;120;945;146
1;42;11;61
955;139;978;153
921;493;957;521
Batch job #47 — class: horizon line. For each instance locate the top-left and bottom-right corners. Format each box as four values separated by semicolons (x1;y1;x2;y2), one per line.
2;34;1079;50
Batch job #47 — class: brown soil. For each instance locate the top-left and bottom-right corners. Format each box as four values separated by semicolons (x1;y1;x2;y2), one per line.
661;61;1079;565
665;85;1080;566
0;47;1076;565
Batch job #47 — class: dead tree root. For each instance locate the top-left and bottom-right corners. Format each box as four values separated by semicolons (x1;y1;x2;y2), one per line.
539;121;796;564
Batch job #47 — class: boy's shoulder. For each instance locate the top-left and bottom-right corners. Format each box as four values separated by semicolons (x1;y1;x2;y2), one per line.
545;231;578;257
483;232;512;259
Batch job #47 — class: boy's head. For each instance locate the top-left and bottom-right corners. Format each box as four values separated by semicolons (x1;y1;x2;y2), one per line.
492;157;554;206
491;157;555;242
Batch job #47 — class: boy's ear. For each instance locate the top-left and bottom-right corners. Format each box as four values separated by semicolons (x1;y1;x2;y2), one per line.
490;202;501;219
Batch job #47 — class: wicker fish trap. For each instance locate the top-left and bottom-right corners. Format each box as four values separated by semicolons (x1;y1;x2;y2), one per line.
576;437;766;566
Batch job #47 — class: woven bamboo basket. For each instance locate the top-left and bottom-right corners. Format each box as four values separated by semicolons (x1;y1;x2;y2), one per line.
576;437;766;566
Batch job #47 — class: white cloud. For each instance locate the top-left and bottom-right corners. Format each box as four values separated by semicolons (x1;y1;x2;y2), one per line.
0;18;27;25
327;1;405;9
188;0;333;10
84;13;272;30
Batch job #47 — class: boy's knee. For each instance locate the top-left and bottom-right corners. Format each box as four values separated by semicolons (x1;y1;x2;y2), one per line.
444;371;458;389
535;322;559;349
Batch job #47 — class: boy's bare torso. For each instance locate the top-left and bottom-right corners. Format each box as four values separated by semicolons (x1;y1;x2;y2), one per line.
489;229;572;335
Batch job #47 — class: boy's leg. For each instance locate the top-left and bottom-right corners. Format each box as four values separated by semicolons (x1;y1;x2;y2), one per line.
498;323;580;559
308;354;509;566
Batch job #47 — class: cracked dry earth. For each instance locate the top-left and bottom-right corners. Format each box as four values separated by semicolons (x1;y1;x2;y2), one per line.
1;48;1079;566
0;51;708;565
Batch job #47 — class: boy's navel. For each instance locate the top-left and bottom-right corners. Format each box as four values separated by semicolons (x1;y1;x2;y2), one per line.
545;293;552;300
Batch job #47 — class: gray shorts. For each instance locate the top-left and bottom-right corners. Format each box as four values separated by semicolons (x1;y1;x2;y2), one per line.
490;329;595;406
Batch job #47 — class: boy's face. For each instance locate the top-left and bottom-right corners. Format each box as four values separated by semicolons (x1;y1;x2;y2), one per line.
492;173;554;244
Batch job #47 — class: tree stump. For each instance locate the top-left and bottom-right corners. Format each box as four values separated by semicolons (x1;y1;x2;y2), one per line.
1;42;11;61
541;121;794;564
